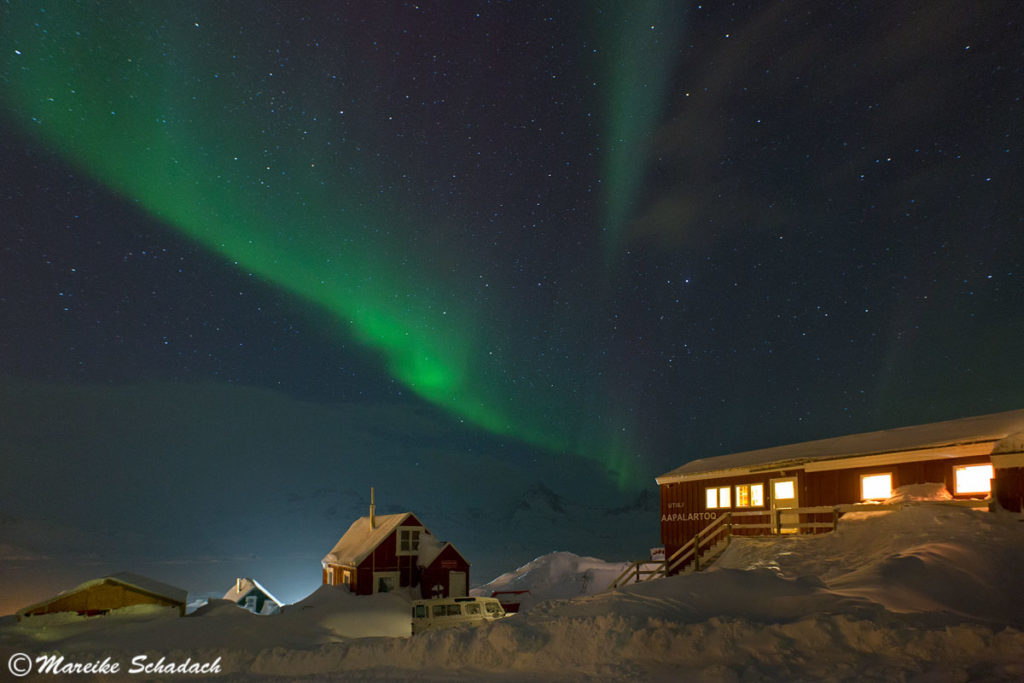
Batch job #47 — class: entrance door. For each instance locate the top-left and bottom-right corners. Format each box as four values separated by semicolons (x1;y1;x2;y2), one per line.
770;477;799;533
448;571;467;597
373;571;400;594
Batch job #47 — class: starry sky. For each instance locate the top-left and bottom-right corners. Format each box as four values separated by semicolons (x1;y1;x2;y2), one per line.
2;1;1023;611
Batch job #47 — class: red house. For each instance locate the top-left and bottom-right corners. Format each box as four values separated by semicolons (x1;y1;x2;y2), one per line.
321;508;470;598
656;408;1024;574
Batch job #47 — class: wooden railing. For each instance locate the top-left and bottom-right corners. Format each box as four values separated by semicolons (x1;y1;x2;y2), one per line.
732;498;990;534
610;511;733;588
609;498;990;589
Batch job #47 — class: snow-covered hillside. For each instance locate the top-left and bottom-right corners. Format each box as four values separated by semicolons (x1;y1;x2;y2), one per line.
2;504;1022;681
471;551;632;612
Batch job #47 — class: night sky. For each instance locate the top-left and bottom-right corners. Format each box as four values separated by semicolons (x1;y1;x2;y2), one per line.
2;1;1023;612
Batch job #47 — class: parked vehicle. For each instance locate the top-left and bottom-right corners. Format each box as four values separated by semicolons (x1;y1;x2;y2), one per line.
490;589;531;613
411;596;507;634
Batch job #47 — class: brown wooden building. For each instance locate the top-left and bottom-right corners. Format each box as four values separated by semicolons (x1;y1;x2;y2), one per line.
17;572;187;621
657;409;1024;573
321;510;470;598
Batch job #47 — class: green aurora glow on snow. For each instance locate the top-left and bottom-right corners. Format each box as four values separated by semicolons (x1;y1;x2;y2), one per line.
0;3;674;488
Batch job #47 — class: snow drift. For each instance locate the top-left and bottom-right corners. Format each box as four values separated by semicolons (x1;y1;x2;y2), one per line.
471;551;631;612
2;504;1023;681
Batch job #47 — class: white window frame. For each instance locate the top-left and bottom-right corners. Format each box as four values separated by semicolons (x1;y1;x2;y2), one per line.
373;571;400;594
397;526;424;555
705;486;731;509
734;483;765;508
953;464;994;495
860;472;892;501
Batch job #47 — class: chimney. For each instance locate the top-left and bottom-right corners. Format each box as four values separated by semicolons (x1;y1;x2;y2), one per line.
370;486;376;529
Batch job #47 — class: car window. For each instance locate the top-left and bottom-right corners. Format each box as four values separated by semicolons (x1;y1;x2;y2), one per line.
432;605;446;617
465;603;481;615
485;602;502;615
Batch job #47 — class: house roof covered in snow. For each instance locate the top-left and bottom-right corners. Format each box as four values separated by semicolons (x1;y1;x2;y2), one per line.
105;572;188;604
18;572;188;616
322;512;426;567
417;538;465;568
658;408;1024;484
223;578;282;607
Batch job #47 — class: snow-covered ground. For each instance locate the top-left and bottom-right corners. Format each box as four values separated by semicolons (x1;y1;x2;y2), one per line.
3;503;1023;681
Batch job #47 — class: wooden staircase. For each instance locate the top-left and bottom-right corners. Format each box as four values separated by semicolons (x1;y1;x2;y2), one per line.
610;512;733;589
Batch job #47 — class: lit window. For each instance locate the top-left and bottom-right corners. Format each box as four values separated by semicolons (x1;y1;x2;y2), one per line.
736;485;750;507
861;473;892;500
773;480;795;500
954;464;993;495
735;484;765;507
751;484;764;506
705;486;731;509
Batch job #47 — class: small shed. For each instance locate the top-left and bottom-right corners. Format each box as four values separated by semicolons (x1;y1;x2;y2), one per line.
17;572;187;621
321;507;470;598
657;408;1024;573
223;577;283;614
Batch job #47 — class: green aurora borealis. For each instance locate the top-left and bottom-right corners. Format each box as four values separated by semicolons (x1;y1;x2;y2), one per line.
1;3;677;487
596;1;683;259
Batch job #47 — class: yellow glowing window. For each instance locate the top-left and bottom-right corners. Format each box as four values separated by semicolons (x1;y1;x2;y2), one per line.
861;473;892;500
954;464;993;495
735;484;765;507
705;486;731;509
749;485;765;507
773;480;795;500
735;485;750;507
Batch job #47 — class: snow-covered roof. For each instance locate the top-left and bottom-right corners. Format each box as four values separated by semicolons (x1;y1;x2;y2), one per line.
322;512;425;567
103;572;188;604
18;572;187;615
416;533;447;567
223;578;282;607
658;408;1024;484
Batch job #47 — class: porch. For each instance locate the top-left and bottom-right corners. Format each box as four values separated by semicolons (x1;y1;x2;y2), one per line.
610;498;991;589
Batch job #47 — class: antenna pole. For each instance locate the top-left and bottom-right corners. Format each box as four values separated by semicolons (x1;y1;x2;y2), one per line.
370;486;376;529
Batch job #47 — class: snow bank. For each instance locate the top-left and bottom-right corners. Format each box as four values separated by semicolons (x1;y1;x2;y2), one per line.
471;551;630;612
885;481;953;502
3;505;1023;681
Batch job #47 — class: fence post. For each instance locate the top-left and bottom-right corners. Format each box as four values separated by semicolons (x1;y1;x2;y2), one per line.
832;507;839;531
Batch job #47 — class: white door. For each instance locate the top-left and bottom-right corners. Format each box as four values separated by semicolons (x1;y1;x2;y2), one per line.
770;477;799;533
448;571;467;597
